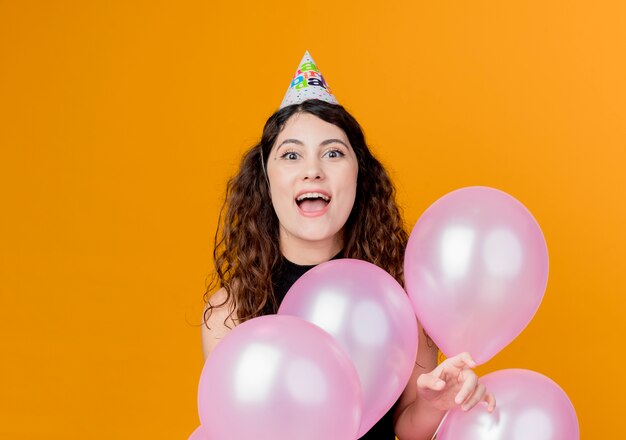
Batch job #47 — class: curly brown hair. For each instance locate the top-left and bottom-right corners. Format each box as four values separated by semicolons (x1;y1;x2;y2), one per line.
203;99;409;327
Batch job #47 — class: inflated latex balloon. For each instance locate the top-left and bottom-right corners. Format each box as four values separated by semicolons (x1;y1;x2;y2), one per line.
197;315;362;440
437;369;579;440
404;187;548;364
188;426;207;440
278;259;418;437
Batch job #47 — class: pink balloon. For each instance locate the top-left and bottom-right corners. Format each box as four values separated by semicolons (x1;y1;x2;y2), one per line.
188;426;208;440
437;369;579;440
197;315;362;440
278;259;418;437
404;187;548;364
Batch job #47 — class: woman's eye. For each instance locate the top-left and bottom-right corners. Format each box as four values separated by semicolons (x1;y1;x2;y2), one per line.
280;151;299;160
324;149;345;159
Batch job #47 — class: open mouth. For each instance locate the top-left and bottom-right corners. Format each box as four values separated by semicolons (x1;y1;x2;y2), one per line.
295;192;331;214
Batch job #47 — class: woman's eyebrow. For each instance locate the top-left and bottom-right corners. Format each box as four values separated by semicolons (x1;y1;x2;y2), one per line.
276;139;304;148
320;138;349;148
276;138;349;149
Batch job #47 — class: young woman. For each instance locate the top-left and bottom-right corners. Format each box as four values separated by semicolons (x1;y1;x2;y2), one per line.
202;99;495;439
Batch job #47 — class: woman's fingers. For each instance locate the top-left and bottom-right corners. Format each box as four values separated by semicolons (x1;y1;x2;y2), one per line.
454;370;478;404
418;352;496;413
483;392;496;412
417;371;446;391
461;382;485;411
460;352;477;368
445;352;477;370
461;386;497;412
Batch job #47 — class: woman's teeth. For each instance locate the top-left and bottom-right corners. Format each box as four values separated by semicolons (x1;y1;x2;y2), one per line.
296;192;330;203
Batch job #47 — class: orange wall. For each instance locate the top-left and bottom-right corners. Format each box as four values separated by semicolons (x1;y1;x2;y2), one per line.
1;1;624;438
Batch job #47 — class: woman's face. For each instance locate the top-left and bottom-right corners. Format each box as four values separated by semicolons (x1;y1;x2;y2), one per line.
266;112;358;257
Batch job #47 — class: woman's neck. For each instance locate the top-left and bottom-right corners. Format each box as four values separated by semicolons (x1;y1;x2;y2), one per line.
279;231;343;266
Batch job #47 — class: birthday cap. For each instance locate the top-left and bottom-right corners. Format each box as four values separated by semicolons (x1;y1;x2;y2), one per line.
279;51;339;108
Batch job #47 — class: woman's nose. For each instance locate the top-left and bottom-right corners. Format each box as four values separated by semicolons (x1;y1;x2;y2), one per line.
302;158;324;181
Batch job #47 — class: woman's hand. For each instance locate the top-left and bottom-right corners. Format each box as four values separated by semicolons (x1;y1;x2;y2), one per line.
416;352;496;413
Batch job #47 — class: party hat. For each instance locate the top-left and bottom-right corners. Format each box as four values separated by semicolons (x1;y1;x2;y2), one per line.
279;51;338;108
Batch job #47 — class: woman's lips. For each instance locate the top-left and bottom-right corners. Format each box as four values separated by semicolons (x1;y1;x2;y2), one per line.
294;189;332;217
296;199;330;217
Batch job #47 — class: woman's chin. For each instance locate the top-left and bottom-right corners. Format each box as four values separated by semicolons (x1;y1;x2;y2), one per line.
282;228;342;248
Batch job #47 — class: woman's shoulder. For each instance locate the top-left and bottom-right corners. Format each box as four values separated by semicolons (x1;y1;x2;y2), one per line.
207;286;231;307
206;279;243;312
201;287;239;360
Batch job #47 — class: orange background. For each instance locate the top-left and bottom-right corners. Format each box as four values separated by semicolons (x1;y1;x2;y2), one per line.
1;0;624;438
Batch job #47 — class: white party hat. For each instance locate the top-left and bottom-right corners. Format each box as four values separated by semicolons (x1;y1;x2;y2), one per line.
279;51;339;108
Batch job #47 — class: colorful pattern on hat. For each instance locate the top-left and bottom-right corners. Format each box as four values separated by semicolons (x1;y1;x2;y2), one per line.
279;51;339;108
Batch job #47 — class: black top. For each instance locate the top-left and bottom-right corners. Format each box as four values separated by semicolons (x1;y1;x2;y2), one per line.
270;255;397;440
